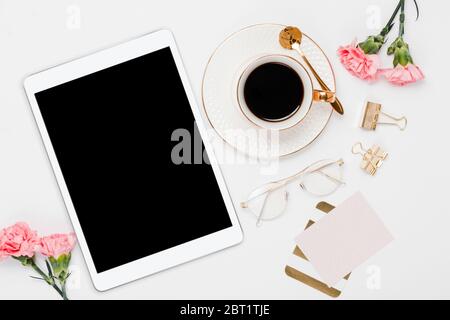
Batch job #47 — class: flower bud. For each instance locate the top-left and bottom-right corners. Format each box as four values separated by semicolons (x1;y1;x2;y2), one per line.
394;47;413;66
49;253;71;281
358;35;385;55
388;37;414;66
14;256;33;267
387;45;396;56
387;37;404;55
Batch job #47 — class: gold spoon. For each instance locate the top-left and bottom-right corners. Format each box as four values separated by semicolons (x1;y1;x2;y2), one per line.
279;26;344;115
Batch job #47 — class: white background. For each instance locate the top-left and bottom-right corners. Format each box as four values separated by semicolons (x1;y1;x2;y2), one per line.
0;0;448;300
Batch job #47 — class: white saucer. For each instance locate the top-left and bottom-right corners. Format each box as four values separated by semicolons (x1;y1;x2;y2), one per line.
202;23;335;158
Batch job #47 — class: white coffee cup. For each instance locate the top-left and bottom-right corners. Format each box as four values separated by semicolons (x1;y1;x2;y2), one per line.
236;55;335;131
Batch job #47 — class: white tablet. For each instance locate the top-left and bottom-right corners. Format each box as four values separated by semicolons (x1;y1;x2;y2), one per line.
24;29;243;291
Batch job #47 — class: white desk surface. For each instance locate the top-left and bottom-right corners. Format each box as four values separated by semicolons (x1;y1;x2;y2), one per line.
1;0;448;300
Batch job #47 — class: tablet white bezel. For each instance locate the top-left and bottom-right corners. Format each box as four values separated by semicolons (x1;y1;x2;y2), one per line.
24;29;243;292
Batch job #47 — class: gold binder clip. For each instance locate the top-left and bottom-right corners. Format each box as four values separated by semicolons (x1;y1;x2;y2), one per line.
352;142;388;176
361;101;407;131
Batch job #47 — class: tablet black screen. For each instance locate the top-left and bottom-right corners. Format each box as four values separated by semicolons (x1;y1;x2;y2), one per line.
34;46;233;273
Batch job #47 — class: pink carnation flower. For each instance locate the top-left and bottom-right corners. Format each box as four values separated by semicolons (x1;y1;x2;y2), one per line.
381;63;425;86
337;41;381;81
39;233;77;258
0;222;39;259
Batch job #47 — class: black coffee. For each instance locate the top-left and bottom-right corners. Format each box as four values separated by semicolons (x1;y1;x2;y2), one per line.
244;62;304;122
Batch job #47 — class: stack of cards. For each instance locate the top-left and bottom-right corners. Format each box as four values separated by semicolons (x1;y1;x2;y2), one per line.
286;192;393;297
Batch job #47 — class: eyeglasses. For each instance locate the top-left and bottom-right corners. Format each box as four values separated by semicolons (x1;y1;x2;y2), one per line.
240;159;345;226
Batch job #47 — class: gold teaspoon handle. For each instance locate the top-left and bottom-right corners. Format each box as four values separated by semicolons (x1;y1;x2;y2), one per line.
293;44;344;115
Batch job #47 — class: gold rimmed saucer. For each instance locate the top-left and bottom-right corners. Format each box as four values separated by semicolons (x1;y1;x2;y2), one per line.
201;23;336;159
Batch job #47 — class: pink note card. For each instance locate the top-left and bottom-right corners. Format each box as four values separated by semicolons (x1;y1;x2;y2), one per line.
295;192;394;287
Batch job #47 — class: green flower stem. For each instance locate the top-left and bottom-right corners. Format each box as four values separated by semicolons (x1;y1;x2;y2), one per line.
60;279;68;300
399;0;406;37
30;260;49;281
13;256;65;299
359;0;403;54
30;259;65;299
381;0;403;37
